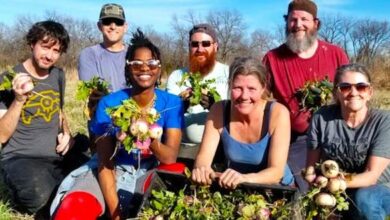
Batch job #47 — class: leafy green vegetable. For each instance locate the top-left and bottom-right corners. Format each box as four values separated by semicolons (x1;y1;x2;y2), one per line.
295;77;333;112
76;76;110;101
177;72;221;107
0;67;17;91
76;76;110;118
139;171;293;220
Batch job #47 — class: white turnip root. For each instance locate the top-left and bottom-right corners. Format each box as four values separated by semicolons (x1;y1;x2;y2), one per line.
315;193;336;207
149;123;163;139
302;166;316;183
314;175;328;188
327;178;347;194
321;160;339;178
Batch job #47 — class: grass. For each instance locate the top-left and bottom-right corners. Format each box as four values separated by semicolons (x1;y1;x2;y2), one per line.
0;69;389;219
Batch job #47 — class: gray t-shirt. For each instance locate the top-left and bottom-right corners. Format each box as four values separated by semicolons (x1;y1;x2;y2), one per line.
0;64;64;160
78;43;127;92
308;104;390;186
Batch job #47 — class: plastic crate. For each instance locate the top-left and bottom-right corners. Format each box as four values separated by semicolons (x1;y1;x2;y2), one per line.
132;170;298;218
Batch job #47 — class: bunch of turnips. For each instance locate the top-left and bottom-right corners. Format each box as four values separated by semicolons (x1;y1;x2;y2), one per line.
300;160;350;219
106;98;162;153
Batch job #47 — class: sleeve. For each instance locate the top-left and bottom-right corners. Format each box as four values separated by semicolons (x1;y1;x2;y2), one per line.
165;70;182;95
78;48;99;81
90;96;116;136
307;111;322;150
370;112;390;158
163;96;184;129
262;53;274;91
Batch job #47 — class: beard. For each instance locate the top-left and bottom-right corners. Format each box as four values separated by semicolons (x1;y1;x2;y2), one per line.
285;26;318;53
189;49;217;75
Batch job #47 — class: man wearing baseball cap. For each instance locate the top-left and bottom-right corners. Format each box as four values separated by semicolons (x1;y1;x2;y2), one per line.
78;3;128;153
263;0;349;192
166;23;229;161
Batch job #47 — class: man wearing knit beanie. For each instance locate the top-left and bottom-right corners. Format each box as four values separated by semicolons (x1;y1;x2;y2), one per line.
263;0;349;192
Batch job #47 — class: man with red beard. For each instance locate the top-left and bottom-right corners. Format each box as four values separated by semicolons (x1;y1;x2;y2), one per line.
263;0;349;192
166;23;229;157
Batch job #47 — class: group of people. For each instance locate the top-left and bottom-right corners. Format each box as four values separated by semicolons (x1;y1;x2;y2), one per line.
0;1;389;220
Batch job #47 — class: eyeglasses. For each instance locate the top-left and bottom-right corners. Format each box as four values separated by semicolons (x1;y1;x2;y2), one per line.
126;59;161;70
190;40;213;48
336;82;371;94
101;18;125;26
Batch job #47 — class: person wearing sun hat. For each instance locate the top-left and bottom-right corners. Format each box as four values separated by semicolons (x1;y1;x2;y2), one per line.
263;0;349;192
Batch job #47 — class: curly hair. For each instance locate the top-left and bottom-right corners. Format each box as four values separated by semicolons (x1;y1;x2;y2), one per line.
125;28;161;86
26;20;70;53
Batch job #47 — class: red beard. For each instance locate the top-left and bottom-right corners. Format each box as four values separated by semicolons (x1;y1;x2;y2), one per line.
189;49;217;75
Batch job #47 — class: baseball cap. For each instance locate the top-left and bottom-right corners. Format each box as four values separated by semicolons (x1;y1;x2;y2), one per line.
189;23;218;43
99;3;125;21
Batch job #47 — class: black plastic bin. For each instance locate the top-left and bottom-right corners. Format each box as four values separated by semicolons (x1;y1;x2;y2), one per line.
132;170;298;219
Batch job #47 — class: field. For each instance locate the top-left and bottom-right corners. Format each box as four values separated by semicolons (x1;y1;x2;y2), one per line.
0;69;390;219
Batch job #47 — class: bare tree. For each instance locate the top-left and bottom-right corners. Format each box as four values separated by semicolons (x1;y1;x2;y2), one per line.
249;29;276;59
206;10;247;63
350;19;390;64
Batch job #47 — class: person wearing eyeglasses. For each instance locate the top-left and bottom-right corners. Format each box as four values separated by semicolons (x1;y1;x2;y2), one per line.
307;63;390;219
50;29;184;220
262;0;349;192
166;23;229;159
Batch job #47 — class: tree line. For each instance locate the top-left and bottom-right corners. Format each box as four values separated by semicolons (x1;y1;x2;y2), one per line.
0;9;389;87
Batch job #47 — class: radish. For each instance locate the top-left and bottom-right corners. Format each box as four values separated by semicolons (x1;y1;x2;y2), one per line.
135;138;151;150
149;123;163;139
314;176;328;188
321;160;339;178
315;193;336;207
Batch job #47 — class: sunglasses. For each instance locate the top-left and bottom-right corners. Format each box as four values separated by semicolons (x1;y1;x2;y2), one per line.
101;18;125;26
190;40;213;48
126;59;161;70
336;82;371;94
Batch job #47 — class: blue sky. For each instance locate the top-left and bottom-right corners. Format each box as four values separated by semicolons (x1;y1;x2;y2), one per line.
0;0;389;34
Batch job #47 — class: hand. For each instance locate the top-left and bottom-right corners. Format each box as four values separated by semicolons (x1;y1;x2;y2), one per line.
115;130;127;142
88;89;105;118
200;93;215;110
12;73;34;102
56;132;74;155
191;166;215;185
218;168;246;189
179;88;192;111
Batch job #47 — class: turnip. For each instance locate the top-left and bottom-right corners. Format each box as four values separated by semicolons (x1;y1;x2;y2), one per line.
315;193;336;207
321;160;339;178
327;178;347;194
302;166;316;183
305;173;317;183
135;120;149;135
149;123;163;139
21;81;34;91
148;108;158;118
135;138;151;150
314;175;328;188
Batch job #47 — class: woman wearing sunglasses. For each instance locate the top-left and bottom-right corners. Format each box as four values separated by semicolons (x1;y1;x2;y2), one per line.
50;29;184;220
307;63;390;219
